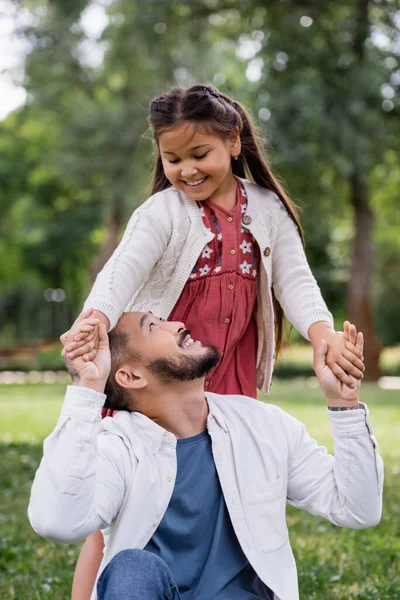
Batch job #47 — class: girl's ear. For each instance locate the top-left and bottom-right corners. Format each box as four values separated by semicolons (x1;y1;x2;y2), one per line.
115;365;148;391
230;127;241;157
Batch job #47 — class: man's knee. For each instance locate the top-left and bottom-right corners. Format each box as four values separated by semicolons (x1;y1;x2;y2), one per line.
108;549;169;576
98;548;173;596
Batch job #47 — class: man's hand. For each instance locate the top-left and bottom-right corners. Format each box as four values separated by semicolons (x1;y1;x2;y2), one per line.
314;321;363;407
310;321;365;386
61;310;111;394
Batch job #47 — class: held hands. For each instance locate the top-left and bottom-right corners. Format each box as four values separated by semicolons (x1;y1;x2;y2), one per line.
314;322;363;406
62;309;110;362
311;321;365;387
60;309;111;393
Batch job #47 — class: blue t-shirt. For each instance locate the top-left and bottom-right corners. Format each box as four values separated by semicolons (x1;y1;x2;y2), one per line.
145;430;273;599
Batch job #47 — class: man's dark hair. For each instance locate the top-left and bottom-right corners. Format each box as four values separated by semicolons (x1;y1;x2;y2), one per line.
104;330;138;411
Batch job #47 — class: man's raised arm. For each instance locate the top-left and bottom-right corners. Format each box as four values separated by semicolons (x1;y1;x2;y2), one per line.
285;322;383;528
28;311;126;542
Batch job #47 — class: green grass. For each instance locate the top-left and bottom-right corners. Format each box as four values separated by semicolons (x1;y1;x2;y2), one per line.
0;381;399;599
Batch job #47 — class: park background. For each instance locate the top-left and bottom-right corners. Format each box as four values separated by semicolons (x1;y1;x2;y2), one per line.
0;0;399;598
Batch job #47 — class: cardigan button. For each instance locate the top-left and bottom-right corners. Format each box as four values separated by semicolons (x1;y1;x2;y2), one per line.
242;215;252;226
264;247;271;257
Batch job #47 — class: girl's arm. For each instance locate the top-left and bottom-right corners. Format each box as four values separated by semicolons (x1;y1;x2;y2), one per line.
271;201;363;383
84;197;173;331
271;200;333;337
71;531;105;600
63;197;173;359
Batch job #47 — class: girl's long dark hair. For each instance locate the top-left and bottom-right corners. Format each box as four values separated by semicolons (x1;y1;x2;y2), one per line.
148;84;304;358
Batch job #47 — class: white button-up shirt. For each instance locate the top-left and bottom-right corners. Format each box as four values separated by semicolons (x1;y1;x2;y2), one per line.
28;386;383;600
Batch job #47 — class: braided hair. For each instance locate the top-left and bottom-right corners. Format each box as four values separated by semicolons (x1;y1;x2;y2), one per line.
149;84;304;357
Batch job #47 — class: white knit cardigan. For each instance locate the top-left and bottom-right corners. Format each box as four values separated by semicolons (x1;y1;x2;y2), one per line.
84;178;333;391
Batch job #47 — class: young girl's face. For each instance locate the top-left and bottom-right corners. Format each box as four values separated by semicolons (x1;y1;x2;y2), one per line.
158;121;240;202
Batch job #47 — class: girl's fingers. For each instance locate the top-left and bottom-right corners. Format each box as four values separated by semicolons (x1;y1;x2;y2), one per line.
344;321;360;345
74;328;97;342
330;363;353;386
349;324;357;345
73;333;89;342
66;333;93;351
83;349;97;362
76;321;99;333
344;341;363;359
337;356;363;380
343;321;357;345
342;350;365;372
356;331;364;353
67;329;99;352
66;340;96;360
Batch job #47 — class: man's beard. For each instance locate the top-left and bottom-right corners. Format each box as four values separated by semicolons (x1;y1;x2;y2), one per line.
146;345;220;383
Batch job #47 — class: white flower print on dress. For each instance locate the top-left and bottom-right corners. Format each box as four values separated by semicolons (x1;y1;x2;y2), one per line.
252;269;257;278
241;204;247;214
202;245;213;259
214;266;221;273
240;240;252;254
217;233;223;241
189;273;197;279
240;260;251;275
200;264;210;276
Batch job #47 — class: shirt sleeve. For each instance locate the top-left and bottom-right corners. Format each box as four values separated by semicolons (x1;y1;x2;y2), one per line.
28;386;130;543
284;404;383;528
271;200;334;340
84;196;172;330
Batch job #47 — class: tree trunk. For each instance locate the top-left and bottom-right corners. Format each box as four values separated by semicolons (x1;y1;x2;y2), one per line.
346;0;382;380
347;168;382;380
89;197;124;284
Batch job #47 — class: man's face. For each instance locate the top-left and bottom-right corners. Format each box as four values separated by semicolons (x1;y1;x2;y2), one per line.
116;312;219;383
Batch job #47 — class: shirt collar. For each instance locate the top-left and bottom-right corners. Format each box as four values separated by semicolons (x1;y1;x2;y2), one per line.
130;411;171;452
205;393;228;432
126;394;228;452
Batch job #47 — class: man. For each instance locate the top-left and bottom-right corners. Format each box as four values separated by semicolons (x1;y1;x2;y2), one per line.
28;310;383;600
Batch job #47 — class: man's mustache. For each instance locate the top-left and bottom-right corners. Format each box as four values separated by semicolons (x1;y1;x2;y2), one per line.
178;329;192;347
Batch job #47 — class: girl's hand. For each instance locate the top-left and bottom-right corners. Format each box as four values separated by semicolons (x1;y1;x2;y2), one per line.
60;309;109;362
314;322;363;405
311;321;365;386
